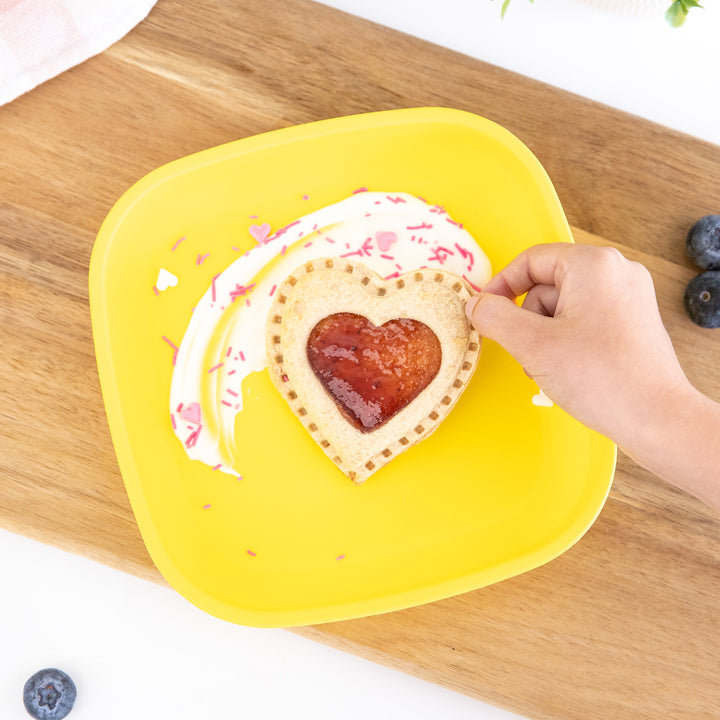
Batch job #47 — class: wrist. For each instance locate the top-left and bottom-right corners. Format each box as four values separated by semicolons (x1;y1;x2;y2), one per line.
620;380;720;511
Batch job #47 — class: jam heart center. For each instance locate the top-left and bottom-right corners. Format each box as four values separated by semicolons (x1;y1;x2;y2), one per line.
306;312;442;432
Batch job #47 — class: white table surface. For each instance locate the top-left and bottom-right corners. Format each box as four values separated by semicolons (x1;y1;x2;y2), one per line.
3;2;719;718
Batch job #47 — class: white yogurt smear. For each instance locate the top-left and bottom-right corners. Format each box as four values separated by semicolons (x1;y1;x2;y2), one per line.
170;191;492;474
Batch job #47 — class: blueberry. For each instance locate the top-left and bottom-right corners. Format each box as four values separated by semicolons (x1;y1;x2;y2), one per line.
23;669;76;720
686;215;720;270
684;272;720;329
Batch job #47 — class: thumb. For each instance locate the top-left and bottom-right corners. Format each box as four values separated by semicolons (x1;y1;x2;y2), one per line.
465;293;549;363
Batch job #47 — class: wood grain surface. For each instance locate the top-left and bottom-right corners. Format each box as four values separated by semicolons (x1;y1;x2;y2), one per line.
2;1;720;718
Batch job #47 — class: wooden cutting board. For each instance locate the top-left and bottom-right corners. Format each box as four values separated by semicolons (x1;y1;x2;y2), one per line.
2;1;719;718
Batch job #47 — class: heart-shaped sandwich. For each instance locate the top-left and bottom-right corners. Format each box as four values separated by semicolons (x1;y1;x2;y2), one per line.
265;258;481;483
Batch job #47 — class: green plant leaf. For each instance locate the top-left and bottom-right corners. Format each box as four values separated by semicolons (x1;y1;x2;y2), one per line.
665;0;702;26
496;0;533;18
665;1;688;26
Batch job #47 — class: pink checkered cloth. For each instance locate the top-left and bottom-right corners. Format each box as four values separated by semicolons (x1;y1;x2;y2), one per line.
0;0;156;105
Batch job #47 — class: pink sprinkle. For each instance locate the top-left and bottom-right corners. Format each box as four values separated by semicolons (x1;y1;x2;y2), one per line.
171;236;186;251
176;403;184;413
428;245;455;265
239;351;245;362
281;244;287;256
211;273;220;303
269;284;277;296
208;362;224;373
384;272;400;280
268;220;300;241
302;194;310;200
455;243;475;271
237;475;243;481
162;336;179;366
312;223;319;231
281;374;289;382
245;298;251;307
196;253;210;265
203;504;212;509
395;263;403;271
407;222;433;230
229;283;256;301
417;196;428;203
181;402;202;424
303;241;313;248
386;195;407;204
380;254;394;260
247;550;256;557
249;214;259;219
226;388;239;397
336;554;346;561
463;274;482;292
185;425;202;449
324;236;335;244
221;400;232;407
231;246;241;252
353;186;368;194
226;346;233;357
211;464;221;471
375;230;398;251
152;285;159;296
170;413;177;430
228;370;237;376
446;218;463;228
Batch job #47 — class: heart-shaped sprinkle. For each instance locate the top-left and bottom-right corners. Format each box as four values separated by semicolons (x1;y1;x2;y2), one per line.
156;268;179;292
249;222;272;244
180;401;202;424
307;313;442;432
375;230;398;252
532;390;554;407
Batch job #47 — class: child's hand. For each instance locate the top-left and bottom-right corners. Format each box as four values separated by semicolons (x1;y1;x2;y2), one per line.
465;243;690;450
466;242;720;511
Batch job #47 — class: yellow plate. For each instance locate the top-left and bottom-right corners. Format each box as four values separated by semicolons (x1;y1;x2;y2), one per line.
90;108;616;627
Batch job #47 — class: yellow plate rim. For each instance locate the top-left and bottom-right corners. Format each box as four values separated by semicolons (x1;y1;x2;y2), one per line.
90;107;616;627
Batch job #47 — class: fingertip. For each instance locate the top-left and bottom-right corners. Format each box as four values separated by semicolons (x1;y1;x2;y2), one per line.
478;275;502;296
465;295;480;322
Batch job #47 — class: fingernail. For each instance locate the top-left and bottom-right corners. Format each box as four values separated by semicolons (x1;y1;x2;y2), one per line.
465;295;480;320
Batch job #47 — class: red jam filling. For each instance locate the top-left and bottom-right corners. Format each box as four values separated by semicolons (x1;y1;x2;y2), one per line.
306;312;442;432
